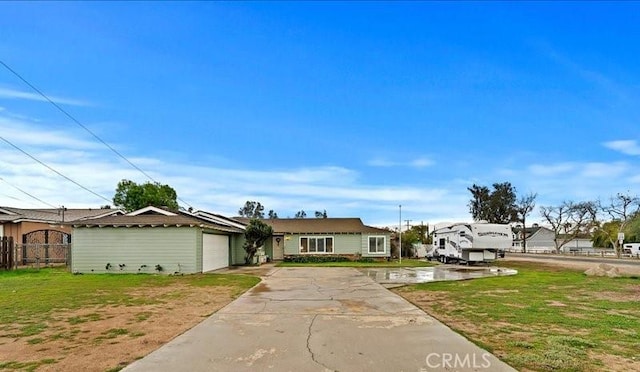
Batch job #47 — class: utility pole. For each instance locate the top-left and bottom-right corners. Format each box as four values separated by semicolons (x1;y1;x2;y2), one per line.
398;205;402;264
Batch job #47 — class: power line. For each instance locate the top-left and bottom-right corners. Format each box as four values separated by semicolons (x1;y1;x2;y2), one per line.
0;59;194;210
0;176;59;209
0;136;111;203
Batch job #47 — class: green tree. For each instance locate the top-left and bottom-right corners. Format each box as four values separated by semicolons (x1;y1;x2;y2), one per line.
599;193;640;257
295;210;307;218
112;179;178;212
268;209;278;219
624;212;640;242
314;210;328;218
468;184;491;221
243;219;273;264
592;220;621;248
238;201;265;218
401;228;422;256
468;182;519;224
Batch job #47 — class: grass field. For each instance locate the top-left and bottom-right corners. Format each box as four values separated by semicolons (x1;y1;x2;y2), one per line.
277;258;436;268
0;267;259;371
0;267;259;326
396;261;640;371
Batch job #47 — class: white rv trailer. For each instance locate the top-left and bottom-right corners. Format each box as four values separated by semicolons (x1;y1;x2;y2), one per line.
622;243;640;256
432;222;512;264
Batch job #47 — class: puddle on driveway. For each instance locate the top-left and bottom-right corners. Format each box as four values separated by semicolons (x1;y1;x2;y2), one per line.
361;266;518;285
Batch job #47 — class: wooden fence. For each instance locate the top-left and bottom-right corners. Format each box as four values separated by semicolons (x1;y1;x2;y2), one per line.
0;236;13;270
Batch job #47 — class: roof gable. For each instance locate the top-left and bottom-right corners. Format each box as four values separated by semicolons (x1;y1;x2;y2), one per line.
73;209;244;233
127;206;177;216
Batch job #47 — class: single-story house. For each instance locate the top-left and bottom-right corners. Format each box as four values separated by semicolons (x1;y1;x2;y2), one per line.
236;218;392;260
71;206;246;274
0;206;121;264
512;225;593;253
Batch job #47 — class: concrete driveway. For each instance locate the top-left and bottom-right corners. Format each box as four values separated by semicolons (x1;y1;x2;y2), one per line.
124;267;514;371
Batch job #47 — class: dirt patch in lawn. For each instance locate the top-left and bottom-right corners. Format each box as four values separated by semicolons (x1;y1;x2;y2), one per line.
0;284;237;371
590;284;640;302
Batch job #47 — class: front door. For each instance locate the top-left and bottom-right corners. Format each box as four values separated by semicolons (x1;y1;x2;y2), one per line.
272;236;284;260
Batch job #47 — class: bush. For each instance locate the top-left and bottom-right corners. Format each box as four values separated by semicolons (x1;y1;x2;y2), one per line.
283;255;352;263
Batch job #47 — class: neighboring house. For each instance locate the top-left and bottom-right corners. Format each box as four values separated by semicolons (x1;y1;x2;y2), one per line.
236;218;391;260
71;206;246;274
512;225;594;253
0;206;122;263
512;226;555;252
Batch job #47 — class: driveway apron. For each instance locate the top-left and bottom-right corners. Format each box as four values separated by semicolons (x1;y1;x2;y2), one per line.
124;267;514;372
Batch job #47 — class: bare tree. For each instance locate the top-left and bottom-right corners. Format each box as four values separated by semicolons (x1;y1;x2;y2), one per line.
599;193;640;257
517;193;537;253
540;201;597;253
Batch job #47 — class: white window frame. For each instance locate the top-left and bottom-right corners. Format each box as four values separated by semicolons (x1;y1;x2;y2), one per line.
368;236;386;254
299;236;334;254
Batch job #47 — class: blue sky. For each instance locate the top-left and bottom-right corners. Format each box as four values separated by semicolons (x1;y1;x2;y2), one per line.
1;2;639;227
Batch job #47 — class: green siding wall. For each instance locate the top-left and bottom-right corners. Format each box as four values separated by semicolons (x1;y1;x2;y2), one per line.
361;234;391;257
71;227;200;274
231;234;246;265
263;238;274;260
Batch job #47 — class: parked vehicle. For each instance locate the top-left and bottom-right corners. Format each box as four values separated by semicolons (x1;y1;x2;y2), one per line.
431;222;512;264
622;243;640;256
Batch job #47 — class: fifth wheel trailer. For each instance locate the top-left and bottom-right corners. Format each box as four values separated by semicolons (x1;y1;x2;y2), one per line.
432;223;512;264
623;243;640;256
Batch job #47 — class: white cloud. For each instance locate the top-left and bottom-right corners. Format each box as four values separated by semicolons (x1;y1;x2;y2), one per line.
0;117;101;150
603;140;640;156
0;87;90;107
0;125;455;225
410;157;434;168
3;109;638;227
368;156;434;169
368;158;395;167
529;163;575;176
581;162;627;178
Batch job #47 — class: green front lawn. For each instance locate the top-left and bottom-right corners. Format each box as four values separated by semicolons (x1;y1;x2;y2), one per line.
278;258;436;267
396;261;640;371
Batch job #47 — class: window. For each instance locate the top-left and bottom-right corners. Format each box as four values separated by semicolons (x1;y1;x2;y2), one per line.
299;237;334;253
368;236;386;254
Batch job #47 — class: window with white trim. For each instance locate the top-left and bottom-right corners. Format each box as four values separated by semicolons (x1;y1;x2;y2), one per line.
368;236;386;254
300;236;334;253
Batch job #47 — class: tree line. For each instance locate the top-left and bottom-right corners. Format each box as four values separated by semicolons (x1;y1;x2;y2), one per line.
237;200;328;219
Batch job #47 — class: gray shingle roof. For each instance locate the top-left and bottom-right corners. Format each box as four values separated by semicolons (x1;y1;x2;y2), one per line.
235;217;389;234
72;213;244;233
0;207;120;223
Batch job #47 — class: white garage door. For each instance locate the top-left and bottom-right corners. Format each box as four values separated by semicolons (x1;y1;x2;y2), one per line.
202;234;229;272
